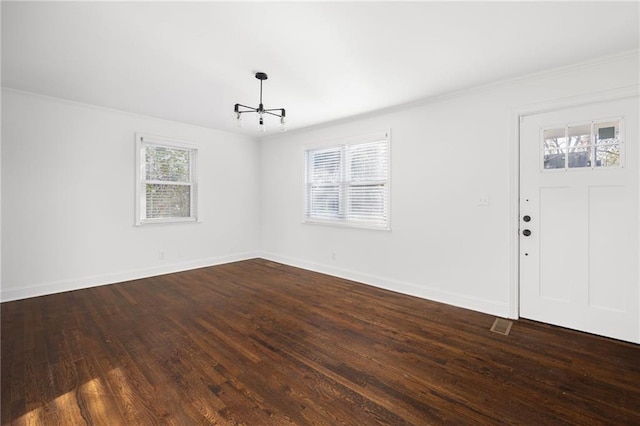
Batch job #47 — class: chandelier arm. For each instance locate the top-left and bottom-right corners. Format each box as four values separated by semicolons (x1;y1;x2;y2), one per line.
263;108;285;118
235;104;259;113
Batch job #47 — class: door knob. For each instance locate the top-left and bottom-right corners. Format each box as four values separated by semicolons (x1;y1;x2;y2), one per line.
522;229;531;236
523;215;531;222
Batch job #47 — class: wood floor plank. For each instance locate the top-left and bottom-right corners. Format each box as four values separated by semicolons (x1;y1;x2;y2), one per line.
2;258;640;425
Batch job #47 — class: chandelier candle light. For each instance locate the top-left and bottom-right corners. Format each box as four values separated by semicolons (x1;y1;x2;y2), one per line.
234;72;287;132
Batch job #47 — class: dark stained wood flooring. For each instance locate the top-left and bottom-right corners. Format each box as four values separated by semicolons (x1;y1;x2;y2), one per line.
2;258;640;425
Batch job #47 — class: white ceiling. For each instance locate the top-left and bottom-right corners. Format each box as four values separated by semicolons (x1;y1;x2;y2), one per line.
2;1;639;135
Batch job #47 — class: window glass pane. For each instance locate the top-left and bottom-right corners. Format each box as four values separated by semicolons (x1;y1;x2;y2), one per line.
145;146;191;182
308;148;342;183
348;141;388;182
543;128;567;169
348;184;386;221
567;148;591;168
146;184;191;218
595;121;619;145
594;120;621;168
595;144;620;167
544;151;565;169
308;185;340;218
567;124;592;168
543;128;567;149
567;124;591;145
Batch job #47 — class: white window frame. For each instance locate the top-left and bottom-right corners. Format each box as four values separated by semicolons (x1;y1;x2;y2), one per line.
135;133;199;226
303;130;391;230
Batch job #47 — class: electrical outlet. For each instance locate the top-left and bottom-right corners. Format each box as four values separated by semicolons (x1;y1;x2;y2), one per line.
158;251;165;260
478;194;490;206
332;252;337;261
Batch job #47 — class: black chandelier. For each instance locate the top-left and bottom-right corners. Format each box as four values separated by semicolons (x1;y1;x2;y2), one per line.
234;72;286;132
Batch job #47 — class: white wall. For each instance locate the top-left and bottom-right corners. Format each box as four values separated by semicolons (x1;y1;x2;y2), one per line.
1;89;261;301
259;51;640;318
3;52;638;310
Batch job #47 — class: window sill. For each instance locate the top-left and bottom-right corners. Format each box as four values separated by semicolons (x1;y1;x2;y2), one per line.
303;218;390;231
136;218;200;226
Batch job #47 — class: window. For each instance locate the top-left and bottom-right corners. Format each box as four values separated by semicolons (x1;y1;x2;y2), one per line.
135;134;198;225
305;131;390;229
542;118;623;171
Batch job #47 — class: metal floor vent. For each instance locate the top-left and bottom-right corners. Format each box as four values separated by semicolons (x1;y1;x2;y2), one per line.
490;318;513;336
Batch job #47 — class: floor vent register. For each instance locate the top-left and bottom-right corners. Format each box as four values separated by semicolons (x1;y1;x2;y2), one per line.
490;318;513;336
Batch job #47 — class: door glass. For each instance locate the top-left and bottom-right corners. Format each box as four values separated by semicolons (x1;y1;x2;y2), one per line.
567;124;591;168
594;121;621;167
543;127;567;169
542;119;622;170
596;144;620;167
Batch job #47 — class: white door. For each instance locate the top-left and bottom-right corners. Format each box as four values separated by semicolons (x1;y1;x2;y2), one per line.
520;97;639;343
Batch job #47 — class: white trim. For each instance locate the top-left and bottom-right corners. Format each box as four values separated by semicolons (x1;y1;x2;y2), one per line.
302;217;391;231
510;84;640;320
1;87;260;140
508;104;520;319
0;252;259;303
4;50;637;141
515;86;640;120
138;133;200;150
301;129;391;150
1;251;510;314
138;217;199;225
260;252;510;318
264;50;640;139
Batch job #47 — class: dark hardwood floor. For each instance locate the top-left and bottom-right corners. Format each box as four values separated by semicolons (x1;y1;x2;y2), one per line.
2;258;639;425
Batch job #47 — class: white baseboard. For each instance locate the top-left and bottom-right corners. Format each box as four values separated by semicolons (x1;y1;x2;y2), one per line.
2;252;512;319
0;252;259;302
260;252;511;318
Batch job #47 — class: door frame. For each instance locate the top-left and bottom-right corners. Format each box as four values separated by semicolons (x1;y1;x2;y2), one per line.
509;85;640;319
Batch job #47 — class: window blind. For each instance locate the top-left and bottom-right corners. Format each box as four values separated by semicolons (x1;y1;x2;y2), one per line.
305;133;389;229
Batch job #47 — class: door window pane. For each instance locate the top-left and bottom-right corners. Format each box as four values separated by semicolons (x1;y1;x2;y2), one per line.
567;124;592;168
543;128;567;169
595;121;619;144
568;147;591;168
596;144;620;167
594;121;621;168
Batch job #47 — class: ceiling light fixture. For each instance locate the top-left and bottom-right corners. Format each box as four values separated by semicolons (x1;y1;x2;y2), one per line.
234;72;286;133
